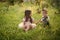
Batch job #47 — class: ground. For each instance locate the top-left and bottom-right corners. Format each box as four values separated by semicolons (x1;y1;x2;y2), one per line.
0;2;60;40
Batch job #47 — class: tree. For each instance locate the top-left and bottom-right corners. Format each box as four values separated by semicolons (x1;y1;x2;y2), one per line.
35;0;41;6
6;0;23;5
0;0;6;2
46;0;60;13
8;0;14;5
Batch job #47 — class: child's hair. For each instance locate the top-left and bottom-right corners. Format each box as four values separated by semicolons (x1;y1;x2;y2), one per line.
42;8;46;11
42;8;47;14
42;8;47;11
24;10;33;23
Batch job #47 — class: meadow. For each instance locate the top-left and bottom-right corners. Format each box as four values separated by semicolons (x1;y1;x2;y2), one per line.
0;2;60;40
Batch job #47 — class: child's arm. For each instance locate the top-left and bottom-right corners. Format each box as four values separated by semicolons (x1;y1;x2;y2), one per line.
47;16;50;21
32;18;41;24
35;19;41;24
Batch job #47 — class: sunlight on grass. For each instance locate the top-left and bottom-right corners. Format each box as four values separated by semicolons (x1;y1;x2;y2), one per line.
0;2;60;40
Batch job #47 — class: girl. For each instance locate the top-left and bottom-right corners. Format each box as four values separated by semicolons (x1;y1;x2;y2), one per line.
18;10;36;31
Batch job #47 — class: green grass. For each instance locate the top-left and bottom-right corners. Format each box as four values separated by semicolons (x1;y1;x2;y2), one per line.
0;2;60;40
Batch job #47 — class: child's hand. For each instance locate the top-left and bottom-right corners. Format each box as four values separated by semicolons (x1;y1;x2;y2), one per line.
35;20;41;24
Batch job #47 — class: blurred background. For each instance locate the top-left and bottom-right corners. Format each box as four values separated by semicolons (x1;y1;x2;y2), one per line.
0;0;60;40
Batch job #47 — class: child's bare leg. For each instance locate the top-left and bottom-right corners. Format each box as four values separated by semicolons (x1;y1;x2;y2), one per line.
24;26;30;32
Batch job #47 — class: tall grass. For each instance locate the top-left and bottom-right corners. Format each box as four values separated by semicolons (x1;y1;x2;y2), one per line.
0;2;60;40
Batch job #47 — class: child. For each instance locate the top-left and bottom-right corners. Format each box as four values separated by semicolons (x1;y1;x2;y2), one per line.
41;8;50;27
18;10;36;31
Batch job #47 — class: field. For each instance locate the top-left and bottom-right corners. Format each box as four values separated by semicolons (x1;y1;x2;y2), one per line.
0;2;60;40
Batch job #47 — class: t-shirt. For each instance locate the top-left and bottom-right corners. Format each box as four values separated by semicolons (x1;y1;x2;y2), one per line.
22;17;34;27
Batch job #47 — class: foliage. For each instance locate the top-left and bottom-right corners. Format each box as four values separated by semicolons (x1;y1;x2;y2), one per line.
46;0;60;13
0;1;60;40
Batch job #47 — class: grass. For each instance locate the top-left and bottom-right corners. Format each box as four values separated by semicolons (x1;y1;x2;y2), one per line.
0;2;60;40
